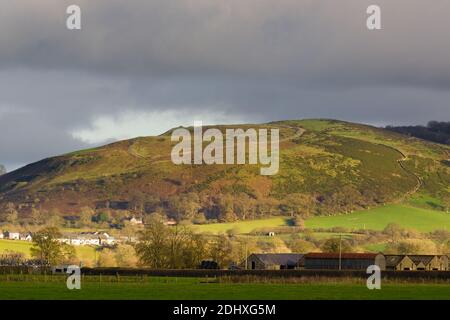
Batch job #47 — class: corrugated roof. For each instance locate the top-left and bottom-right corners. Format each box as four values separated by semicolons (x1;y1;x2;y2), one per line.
304;253;377;260
253;253;304;266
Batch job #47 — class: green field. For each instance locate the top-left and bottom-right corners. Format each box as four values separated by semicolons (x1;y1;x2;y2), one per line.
305;204;450;232
0;239;97;262
190;204;449;235
0;276;448;300
0;239;33;256
191;217;288;234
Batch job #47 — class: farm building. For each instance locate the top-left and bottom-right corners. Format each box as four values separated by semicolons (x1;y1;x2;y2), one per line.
303;253;386;270
244;253;304;270
386;255;448;271
410;255;448;271
19;232;32;241
385;255;415;271
3;231;20;240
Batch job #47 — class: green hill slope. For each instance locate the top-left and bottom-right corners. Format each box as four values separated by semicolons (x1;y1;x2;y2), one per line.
0;119;448;223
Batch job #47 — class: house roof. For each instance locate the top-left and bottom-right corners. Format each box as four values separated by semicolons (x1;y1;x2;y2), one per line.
304;253;378;260
385;255;407;267
408;255;436;265
252;253;304;266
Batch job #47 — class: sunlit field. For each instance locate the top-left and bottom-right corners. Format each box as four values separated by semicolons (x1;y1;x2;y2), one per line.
0;275;448;300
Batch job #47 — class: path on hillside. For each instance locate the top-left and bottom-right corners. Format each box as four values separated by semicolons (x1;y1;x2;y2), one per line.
127;125;305;164
383;145;423;200
396;150;423;196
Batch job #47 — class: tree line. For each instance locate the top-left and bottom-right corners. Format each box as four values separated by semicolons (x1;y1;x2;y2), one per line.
385;121;450;145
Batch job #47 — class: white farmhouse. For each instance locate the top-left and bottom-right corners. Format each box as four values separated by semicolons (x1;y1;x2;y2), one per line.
4;231;20;240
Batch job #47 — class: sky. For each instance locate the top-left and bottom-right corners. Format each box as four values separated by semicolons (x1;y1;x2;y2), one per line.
1;0;449;171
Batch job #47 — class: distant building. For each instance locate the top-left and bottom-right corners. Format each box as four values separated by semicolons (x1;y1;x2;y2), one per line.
58;232;115;246
164;219;177;226
385;255;415;271
63;216;81;227
19;233;33;241
244;253;304;270
304;253;386;270
129;217;143;225
386;255;448;271
4;231;20;240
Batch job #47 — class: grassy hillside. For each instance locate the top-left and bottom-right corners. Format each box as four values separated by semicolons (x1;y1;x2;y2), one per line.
0;119;448;223
190;204;450;234
305;204;450;232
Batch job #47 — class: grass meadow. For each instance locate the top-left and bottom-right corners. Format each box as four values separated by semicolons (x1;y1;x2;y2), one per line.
0;239;97;261
191;204;450;234
0;275;448;300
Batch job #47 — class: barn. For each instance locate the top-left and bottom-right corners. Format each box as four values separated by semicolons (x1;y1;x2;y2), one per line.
304;253;386;270
245;253;304;270
386;255;449;271
385;255;415;271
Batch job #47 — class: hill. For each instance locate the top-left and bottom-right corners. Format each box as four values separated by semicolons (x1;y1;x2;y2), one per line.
0;119;449;223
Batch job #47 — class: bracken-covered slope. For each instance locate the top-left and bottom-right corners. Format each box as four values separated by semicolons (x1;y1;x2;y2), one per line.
0;119;449;221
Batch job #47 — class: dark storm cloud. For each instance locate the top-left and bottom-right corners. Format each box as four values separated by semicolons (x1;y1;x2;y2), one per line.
0;0;449;170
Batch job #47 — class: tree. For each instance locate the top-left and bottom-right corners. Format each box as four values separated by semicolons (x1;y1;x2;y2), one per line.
30;208;45;225
135;219;208;269
383;223;403;242
291;216;305;230
30;227;75;265
217;195;237;222
1;202;18;224
46;214;63;228
288;239;317;253
79;207;95;227
442;193;450;213
282;193;316;217
429;229;450;243
209;234;234;268
115;244;138;267
321;238;353;253
96;211;110;223
135;219;170;268
181;233;208;268
0;164;6;175
385;239;438;255
167;193;201;221
98;248;117;267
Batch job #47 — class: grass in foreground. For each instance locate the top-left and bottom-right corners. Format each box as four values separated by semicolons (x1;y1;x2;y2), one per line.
0;276;448;300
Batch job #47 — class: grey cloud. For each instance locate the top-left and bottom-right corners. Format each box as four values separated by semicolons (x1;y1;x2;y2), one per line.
0;0;449;170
